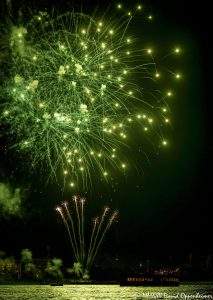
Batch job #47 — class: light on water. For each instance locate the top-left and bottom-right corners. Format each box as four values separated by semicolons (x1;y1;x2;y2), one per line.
0;284;213;300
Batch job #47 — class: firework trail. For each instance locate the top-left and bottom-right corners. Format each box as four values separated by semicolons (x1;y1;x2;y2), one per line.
86;210;118;270
86;206;109;268
61;201;80;262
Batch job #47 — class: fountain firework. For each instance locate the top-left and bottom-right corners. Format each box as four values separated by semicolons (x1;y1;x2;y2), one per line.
56;195;117;277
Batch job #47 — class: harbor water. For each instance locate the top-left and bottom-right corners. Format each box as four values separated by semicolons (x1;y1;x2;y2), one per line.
0;283;213;300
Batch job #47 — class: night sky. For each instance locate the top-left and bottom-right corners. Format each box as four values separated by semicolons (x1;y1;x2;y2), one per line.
0;0;211;269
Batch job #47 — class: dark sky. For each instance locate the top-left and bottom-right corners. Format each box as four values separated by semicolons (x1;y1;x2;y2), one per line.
0;0;211;268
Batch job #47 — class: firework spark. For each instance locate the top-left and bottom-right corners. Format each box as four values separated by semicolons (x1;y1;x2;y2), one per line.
0;3;181;188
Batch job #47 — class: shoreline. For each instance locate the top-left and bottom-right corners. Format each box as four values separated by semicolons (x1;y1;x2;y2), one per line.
0;280;213;285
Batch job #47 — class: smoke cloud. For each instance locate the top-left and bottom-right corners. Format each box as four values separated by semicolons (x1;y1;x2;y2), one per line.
0;182;23;217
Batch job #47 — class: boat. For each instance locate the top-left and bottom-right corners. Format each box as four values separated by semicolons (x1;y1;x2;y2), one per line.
50;282;63;286
120;268;180;286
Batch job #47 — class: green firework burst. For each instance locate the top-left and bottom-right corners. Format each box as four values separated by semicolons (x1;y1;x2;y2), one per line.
0;5;180;188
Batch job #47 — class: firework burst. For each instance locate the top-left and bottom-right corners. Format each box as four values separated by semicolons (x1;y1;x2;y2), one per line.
0;2;181;188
